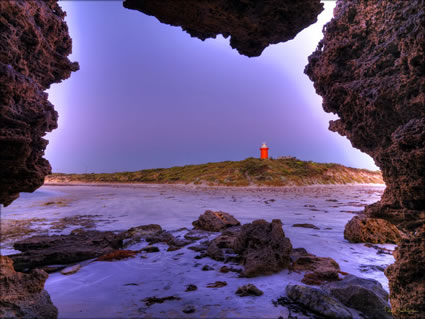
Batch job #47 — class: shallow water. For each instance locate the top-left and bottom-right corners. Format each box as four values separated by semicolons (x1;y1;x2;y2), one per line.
1;184;394;318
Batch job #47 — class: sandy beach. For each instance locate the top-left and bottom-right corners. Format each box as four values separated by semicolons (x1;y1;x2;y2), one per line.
1;183;394;318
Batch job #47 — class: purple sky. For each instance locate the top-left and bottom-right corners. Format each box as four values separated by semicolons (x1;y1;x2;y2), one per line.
46;1;378;173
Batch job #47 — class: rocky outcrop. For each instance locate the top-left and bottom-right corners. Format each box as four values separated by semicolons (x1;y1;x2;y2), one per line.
192;210;240;232
286;284;353;319
9;230;123;272
0;256;58;319
344;216;401;244
287;275;392;319
0;0;78;206
306;0;425;228
385;225;425;319
123;0;323;57
291;248;341;285
206;219;292;277
234;219;292;277
305;1;425;316
323;275;392;319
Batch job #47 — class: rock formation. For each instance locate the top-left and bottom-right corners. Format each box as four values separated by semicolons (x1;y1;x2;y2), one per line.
287;275;392;319
286;284;353;319
291;248;341;285
0;256;58;318
385;225;425;318
344;216;401;244
306;0;425;231
192;210;240;232
234;219;292;277
206;219;292;277
1;0;423;316
0;0;78;206
9;230;123;272
305;1;425;316
322;275;392;319
123;0;323;57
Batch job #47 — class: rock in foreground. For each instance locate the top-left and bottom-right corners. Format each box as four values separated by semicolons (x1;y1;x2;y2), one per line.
234;219;292;277
286;284;353;319
323;275;392;319
192;210;240;232
206;219;292;277
10;230;123;272
344;216;401;244
0;256;58;319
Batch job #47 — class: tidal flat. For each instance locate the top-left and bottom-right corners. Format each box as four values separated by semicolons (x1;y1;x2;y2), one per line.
1;184;394;318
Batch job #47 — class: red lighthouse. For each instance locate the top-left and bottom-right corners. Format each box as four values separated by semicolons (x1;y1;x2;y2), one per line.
260;142;269;159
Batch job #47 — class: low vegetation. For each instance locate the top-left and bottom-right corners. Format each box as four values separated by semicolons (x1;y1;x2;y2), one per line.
46;157;383;187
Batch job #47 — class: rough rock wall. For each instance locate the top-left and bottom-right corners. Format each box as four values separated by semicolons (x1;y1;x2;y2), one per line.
123;0;324;57
0;0;78;206
305;1;425;317
0;255;58;318
385;225;425;318
305;0;425;229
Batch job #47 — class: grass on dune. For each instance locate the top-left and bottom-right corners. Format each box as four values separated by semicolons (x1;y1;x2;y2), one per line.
46;157;383;187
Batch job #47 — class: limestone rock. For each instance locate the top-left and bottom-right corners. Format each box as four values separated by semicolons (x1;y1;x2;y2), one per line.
286;284;353;319
207;219;292;276
323;275;392;319
0;0;78;206
192;210;240;232
10;230;123;271
306;2;425;314
234;219;292;277
206;233;239;262
344;216;401;244
385;225;425;319
235;284;263;297
0;256;58;319
123;0;323;57
306;0;425;228
291;248;341;285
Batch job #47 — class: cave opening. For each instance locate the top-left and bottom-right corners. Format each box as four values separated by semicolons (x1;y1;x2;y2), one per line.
1;0;424;318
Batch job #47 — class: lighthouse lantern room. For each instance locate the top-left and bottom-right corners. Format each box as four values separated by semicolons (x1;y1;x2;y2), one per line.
260;142;269;159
